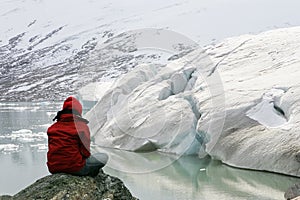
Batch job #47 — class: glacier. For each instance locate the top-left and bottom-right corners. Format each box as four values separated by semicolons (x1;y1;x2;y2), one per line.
86;26;300;177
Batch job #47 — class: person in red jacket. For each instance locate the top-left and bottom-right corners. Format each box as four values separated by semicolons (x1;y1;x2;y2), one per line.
47;96;108;177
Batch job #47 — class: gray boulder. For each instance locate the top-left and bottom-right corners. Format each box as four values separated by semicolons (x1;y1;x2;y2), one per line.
285;183;300;200
0;170;137;200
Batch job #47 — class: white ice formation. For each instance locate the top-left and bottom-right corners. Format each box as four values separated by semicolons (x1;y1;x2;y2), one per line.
86;27;300;177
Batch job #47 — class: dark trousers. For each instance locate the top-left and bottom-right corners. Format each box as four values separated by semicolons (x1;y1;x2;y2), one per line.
73;153;108;177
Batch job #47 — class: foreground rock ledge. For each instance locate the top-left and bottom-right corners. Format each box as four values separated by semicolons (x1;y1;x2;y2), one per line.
0;170;138;200
285;182;300;200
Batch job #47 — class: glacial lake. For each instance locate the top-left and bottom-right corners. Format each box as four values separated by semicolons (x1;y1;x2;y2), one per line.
0;102;299;199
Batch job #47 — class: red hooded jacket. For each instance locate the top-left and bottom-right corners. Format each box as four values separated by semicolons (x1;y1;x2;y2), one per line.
47;97;91;173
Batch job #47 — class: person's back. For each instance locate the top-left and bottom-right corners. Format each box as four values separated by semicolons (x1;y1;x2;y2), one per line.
47;111;90;173
47;96;107;177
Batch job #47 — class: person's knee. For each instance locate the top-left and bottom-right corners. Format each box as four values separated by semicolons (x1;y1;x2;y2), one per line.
98;153;108;165
92;153;108;164
87;153;109;166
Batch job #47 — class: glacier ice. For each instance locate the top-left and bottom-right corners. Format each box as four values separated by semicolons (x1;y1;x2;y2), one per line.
86;62;205;155
201;27;300;177
86;27;300;177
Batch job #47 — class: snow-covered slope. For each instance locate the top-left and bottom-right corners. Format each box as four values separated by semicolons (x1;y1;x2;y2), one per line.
87;26;300;177
2;0;300;101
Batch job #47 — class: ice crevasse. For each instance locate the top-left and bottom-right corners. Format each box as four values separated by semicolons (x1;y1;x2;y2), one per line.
85;27;300;177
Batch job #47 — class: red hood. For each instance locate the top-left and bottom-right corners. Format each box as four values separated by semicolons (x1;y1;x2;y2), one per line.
62;96;82;115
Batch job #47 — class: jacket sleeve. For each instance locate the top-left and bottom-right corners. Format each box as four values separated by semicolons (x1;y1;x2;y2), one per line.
78;125;91;159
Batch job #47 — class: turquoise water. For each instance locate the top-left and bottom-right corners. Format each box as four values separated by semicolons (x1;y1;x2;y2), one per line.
0;102;299;199
99;148;300;200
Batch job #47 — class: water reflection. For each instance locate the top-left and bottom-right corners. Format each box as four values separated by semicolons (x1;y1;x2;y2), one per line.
100;147;299;200
0;148;49;195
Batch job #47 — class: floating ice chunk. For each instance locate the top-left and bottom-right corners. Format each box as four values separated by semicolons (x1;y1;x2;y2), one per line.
0;144;20;153
12;129;32;135
46;111;57;117
30;144;48;151
9;129;47;143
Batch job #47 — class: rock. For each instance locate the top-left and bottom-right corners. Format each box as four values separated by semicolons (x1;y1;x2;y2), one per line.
0;170;137;200
0;196;13;200
285;183;300;200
